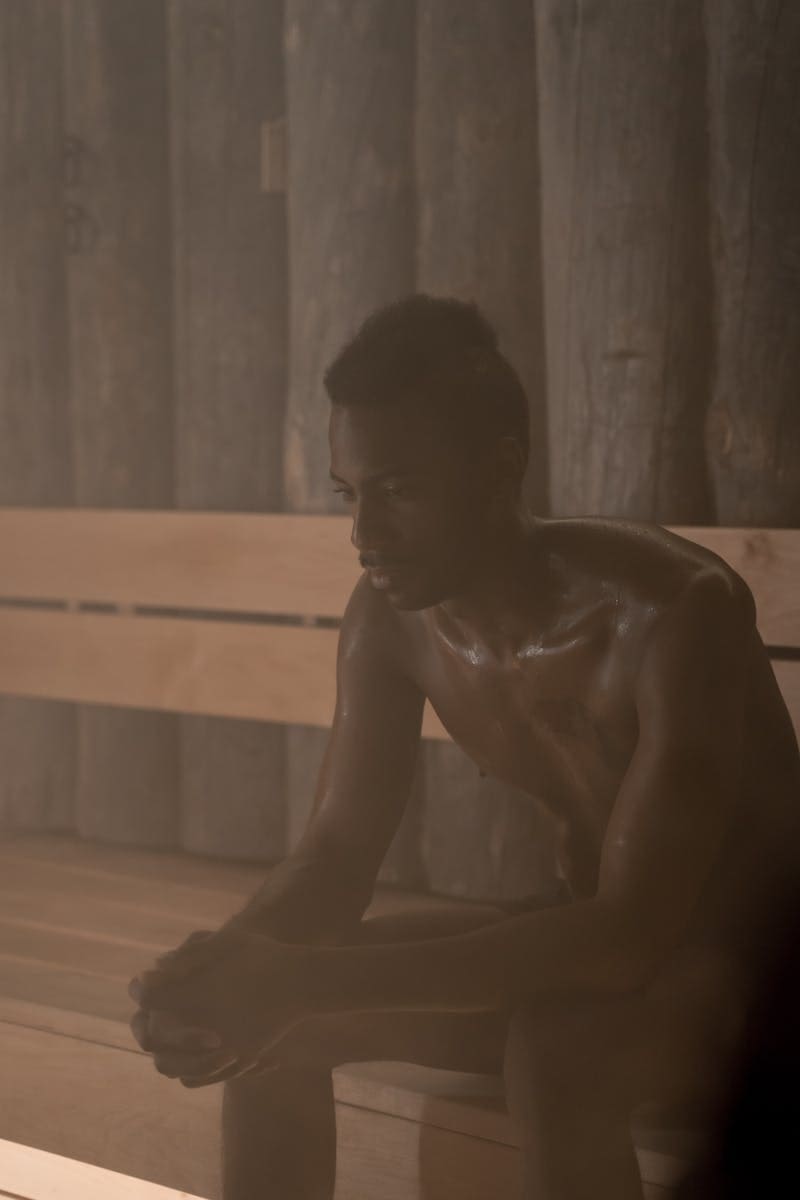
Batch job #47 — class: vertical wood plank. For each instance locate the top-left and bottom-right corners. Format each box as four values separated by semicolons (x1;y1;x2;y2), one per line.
62;0;180;846
0;1;76;831
416;0;548;514
535;0;713;522
704;0;800;525
283;0;416;513
283;0;422;884
415;0;557;900
168;0;288;861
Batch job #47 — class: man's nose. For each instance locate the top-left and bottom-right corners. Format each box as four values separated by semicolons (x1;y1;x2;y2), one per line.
350;498;390;555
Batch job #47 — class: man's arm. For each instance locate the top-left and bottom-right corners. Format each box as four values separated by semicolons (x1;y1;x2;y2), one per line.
225;572;425;945
299;569;756;1012
128;573;425;1083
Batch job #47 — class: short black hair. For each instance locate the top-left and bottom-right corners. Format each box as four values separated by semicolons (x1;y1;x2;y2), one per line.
324;294;529;467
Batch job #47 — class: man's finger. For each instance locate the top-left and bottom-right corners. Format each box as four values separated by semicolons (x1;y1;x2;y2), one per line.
147;1013;222;1052
128;969;185;1010
239;1054;280;1079
155;930;216;976
129;1008;152;1052
181;1048;281;1088
178;1055;250;1087
153;1048;236;1080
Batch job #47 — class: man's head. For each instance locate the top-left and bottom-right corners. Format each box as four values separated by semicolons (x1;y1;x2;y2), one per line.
326;294;532;609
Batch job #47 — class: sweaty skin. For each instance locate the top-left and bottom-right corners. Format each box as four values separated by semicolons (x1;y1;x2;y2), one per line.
130;397;800;1198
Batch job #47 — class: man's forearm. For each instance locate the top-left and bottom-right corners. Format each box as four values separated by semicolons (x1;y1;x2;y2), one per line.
226;845;371;945
304;899;651;1013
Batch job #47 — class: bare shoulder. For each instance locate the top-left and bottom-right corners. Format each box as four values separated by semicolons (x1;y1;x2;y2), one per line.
538;516;758;662
339;569;419;682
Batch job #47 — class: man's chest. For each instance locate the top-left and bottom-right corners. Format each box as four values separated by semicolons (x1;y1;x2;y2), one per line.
408;615;640;821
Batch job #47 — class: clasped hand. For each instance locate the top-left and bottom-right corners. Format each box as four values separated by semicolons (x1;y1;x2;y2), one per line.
128;926;312;1088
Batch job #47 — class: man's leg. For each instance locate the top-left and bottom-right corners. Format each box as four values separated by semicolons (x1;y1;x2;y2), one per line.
503;951;748;1200
221;906;509;1200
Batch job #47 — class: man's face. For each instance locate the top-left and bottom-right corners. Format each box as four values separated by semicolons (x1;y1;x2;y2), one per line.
328;399;492;610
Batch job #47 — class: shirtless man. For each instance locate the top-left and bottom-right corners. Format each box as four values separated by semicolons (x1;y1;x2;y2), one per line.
129;296;800;1200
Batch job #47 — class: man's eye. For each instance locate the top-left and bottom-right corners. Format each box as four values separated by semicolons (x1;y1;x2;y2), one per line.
384;485;414;499
332;489;354;502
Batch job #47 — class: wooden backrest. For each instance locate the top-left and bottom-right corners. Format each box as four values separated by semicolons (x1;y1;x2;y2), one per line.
0;509;797;742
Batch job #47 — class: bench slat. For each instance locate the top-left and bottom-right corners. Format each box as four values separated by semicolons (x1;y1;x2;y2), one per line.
0;608;449;741
670;526;800;648
0;509;360;618
1;512;798;648
0;607;795;742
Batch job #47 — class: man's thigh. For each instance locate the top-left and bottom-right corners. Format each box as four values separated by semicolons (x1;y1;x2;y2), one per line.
267;904;510;1075
350;902;509;945
505;945;749;1120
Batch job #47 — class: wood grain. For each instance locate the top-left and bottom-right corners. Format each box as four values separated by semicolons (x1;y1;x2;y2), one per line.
0;509;360;618
415;0;548;515
0;836;692;1197
168;0;287;863
535;0;713;523
0;1137;207;1200
0;1025;221;1197
0;3;76;833
282;0;418;889
704;0;800;525
0;832;264;896
61;0;179;848
0;607;443;743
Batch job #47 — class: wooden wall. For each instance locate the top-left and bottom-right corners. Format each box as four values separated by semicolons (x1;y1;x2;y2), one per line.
1;0;798;901
282;0;425;886
536;0;714;523
62;0;179;848
0;2;76;832
168;0;288;861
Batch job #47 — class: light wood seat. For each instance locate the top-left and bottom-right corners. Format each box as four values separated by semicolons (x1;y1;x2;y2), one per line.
0;833;692;1199
0;1137;207;1200
1;510;798;1197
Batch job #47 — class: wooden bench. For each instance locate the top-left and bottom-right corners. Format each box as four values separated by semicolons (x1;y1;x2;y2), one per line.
0;508;798;1199
0;1136;207;1200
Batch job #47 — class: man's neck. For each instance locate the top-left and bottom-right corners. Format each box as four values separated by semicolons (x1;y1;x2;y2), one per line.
428;509;552;658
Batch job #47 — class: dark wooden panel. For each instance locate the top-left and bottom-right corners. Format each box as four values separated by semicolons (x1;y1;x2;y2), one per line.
283;0;415;512
704;0;800;525
535;0;713;522
416;0;548;515
62;0;179;847
0;2;76;832
169;0;287;515
168;0;288;861
283;0;419;886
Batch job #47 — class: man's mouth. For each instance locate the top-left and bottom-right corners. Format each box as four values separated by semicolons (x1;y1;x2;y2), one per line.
367;562;412;588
